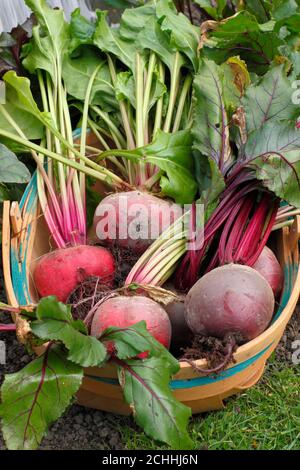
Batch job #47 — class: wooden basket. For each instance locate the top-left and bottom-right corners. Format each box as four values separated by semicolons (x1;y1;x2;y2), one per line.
2;143;300;414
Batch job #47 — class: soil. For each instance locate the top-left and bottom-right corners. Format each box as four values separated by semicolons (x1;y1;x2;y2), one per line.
1;262;299;450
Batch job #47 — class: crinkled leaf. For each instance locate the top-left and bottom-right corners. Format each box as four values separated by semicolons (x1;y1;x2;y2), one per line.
31;297;107;367
245;121;300;207
242;65;299;133
193;60;232;173
117;356;193;450
0;144;31;183
0;344;83;450
101;321;178;368
36;296;73;322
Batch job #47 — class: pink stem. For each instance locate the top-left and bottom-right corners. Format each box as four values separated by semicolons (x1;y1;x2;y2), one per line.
0;324;16;332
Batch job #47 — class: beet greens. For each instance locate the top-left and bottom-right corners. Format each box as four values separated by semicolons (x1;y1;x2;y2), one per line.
0;297;192;450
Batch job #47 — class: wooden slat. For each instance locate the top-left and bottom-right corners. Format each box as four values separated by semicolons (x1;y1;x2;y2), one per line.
2;201;18;308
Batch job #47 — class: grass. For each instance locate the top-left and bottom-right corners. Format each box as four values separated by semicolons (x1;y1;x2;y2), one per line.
117;361;300;450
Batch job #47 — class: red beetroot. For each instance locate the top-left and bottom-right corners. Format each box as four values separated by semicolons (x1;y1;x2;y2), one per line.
92;191;182;254
165;300;193;352
185;264;275;342
91;296;172;350
33;245;115;302
252;246;283;298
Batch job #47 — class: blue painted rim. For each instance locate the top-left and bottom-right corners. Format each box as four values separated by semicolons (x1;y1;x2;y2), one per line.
85;342;273;389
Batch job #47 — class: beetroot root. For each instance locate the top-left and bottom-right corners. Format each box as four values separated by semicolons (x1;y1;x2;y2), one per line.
185;264;275;342
33;245;115;302
252;246;283;298
91;295;172;349
92;190;182;254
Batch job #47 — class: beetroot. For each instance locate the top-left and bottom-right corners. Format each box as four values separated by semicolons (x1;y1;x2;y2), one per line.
92;190;182;254
252;246;283;298
33;245;115;302
185;264;275;342
165;300;193;352
91;296;172;349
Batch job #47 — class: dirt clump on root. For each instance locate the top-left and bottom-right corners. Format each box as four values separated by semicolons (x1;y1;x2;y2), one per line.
180;334;240;376
67;276;111;321
67;245;139;322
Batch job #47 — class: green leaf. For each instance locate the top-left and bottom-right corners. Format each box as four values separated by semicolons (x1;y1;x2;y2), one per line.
221;57;250;110
3;71;51;126
203;11;283;74
0;144;31;183
272;0;299;21
101;321;178;369
242;65;299;133
103;129;197;203
0;74;45;141
245;121;300;207
193;60;232;173
31;297;107;367
62;48;117;111
22;0;70;80
242;0;272;23
0;184;10;202
195;0;227;20
69;8;96;52
276;13;300;35
138;129;197;204
157;0;199;71
115;71;136;106
117;356;193;450
0;344;83;450
137;15;175;71
119;2;157;42
93;10;135;71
